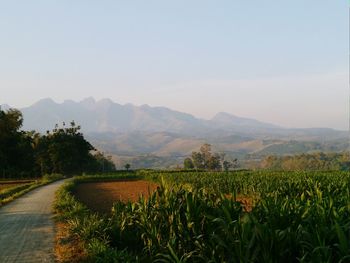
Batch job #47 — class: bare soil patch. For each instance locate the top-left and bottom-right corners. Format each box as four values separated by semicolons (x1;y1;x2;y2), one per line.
55;222;87;263
74;180;158;214
225;194;254;212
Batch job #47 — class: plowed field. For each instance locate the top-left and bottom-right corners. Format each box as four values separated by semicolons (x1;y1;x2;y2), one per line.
74;180;158;214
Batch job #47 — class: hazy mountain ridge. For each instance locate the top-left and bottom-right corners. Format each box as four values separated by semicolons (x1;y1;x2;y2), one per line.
1;98;348;168
19;98;207;134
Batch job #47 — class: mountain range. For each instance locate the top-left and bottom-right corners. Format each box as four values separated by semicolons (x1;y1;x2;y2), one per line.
2;98;348;168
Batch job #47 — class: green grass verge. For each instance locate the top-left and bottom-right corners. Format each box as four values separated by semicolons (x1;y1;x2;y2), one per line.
54;173;138;263
0;174;64;207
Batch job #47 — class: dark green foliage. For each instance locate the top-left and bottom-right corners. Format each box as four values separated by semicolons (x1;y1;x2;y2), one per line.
35;122;96;175
183;158;194;169
0;108;36;177
111;184;243;261
124;163;131;171
0;107;116;178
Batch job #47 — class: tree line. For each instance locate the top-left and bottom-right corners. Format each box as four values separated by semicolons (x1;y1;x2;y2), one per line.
260;152;350;171
184;143;238;171
0;107;115;178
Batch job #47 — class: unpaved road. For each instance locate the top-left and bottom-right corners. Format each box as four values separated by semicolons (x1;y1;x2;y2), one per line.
0;180;67;263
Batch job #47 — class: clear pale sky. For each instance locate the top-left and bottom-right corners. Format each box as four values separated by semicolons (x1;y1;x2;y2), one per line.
0;1;348;130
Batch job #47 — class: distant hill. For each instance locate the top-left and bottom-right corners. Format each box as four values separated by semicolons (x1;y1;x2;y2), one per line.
2;98;348;168
19;97;205;134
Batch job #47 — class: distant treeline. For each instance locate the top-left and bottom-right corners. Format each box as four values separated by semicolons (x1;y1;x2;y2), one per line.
260;152;350;171
0;108;115;178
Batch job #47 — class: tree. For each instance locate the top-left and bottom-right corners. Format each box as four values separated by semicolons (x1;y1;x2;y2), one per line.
36;122;95;175
223;160;231;172
189;144;236;171
91;151;116;173
0;107;117;177
0;108;35;178
207;153;222;171
223;158;239;172
124;163;131;171
200;143;212;169
183;158;194;169
260;152;350;171
191;151;205;170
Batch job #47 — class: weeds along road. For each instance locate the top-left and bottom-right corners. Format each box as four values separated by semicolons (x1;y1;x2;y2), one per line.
0;179;67;263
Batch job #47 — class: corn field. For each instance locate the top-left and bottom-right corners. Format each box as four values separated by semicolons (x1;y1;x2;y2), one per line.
55;170;350;262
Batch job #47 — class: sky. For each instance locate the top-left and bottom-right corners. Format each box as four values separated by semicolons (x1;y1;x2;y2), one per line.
0;0;348;130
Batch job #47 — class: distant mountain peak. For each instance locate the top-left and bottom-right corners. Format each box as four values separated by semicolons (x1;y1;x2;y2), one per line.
98;98;114;105
213;112;240;120
212;112;280;129
141;104;151;109
81;97;96;103
80;97;96;108
32;98;57;107
63;99;75;104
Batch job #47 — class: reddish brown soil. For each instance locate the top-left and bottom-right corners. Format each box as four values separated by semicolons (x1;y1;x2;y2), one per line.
225;194;254;212
74;180;158;214
55;222;87;263
237;197;254;212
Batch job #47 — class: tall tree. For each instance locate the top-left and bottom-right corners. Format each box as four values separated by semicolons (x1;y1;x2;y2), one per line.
189;144;233;171
183;158;194;169
36;122;95;175
0;108;35;178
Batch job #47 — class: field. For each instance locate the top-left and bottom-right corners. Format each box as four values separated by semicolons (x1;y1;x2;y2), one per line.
0;175;63;207
0;180;35;191
54;170;350;262
74;180;158;214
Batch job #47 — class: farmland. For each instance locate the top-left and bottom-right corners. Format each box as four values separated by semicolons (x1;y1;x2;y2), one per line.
0;175;64;207
0;180;35;191
74;180;158;214
55;170;350;262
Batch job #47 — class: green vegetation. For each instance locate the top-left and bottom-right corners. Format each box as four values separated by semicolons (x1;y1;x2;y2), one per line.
186;143;238;171
55;170;350;262
260;152;350;171
124;163;131;171
0;108;36;177
0;107;115;178
0;174;64;206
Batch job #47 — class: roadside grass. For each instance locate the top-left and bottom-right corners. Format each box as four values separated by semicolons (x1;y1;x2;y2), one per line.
54;173;138;263
0;174;64;207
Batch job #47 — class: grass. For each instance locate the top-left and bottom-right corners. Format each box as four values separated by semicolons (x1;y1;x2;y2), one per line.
0;174;64;207
54;170;350;263
54;173;138;262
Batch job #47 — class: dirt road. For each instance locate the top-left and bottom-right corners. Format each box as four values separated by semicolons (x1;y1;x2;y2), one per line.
0;180;67;263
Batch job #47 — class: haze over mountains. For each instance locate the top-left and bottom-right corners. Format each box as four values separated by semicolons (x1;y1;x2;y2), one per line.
2;98;348;168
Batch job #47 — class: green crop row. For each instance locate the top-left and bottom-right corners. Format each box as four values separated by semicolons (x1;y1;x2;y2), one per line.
54;171;350;262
